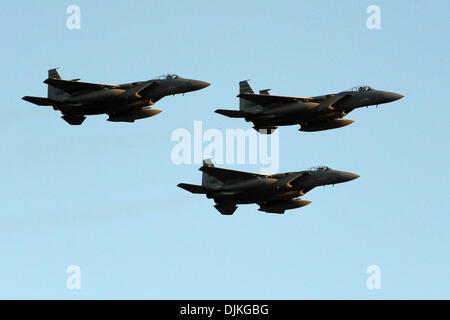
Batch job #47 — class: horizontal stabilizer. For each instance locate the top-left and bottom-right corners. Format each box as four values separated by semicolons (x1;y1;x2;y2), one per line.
215;109;247;118
177;183;209;194
22;96;58;106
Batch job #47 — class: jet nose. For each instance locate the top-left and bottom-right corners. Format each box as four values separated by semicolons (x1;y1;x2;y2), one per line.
384;91;404;102
190;80;210;91
200;80;211;89
339;171;360;182
347;173;360;181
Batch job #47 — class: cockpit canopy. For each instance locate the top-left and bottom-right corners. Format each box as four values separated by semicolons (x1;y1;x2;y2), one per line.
156;74;181;80
308;166;330;172
347;85;373;92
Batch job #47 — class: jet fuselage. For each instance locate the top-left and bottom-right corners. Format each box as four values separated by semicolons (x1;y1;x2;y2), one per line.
252;89;404;127
216;82;404;133
211;168;359;204
23;70;210;125
55;77;210;115
178;161;360;214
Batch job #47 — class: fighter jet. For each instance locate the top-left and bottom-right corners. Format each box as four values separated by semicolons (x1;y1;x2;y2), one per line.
216;81;403;133
23;69;210;125
178;159;359;215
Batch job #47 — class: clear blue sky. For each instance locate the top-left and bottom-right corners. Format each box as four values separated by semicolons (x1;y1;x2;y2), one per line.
0;1;448;299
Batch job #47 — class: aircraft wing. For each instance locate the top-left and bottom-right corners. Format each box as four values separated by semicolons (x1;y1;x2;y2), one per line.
44;78;119;94
238;93;312;106
199;165;265;182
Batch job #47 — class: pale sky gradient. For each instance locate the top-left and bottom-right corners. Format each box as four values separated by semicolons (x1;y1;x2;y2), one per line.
0;1;448;299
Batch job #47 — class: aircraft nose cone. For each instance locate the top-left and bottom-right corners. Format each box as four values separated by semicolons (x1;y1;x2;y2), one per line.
347;173;360;181
385;92;404;102
190;80;210;90
199;81;211;88
339;171;360;182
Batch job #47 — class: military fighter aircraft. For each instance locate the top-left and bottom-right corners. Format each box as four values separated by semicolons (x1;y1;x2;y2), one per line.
178;159;359;215
216;81;403;133
23;69;210;125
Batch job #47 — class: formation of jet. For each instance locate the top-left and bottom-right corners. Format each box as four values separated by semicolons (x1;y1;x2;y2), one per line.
22;69;402;215
178;159;359;215
215;81;403;133
23;69;210;125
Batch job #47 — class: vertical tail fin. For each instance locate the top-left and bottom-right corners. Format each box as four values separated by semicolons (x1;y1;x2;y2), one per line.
47;68;69;100
202;158;215;167
239;80;258;112
201;159;222;188
239;80;254;94
48;68;61;80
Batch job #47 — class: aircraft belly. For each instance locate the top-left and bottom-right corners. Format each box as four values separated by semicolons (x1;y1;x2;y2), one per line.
254;113;317;126
59;105;98;115
59;101;151;116
233;191;300;204
215;185;299;205
60;104;113;115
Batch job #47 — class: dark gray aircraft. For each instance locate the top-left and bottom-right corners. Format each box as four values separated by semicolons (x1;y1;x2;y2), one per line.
178;159;359;215
23;69;210;125
216;81;403;133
